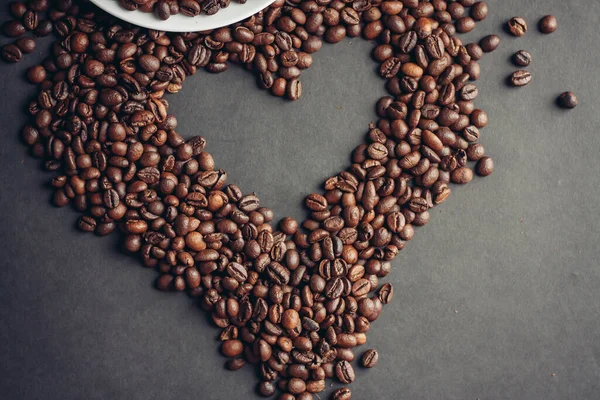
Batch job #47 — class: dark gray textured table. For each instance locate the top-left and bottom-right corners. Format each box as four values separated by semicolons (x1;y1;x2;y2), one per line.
1;1;600;399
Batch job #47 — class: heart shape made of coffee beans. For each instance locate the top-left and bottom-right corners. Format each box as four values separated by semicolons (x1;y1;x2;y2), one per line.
6;0;494;398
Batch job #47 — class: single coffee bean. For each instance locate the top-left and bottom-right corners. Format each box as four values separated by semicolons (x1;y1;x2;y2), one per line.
259;381;276;396
539;15;557;34
451;166;473;184
510;70;532;87
476;157;494;176
26;65;46;83
465;43;483;61
15;37;35;54
226;358;245;371
470;2;488;21
3;20;26;37
222;340;244;357
361;349;379;368
456;17;476;33
335;360;355;384
2;44;22;63
287;78;302;100
479;34;500;52
507;17;527;36
557;92;578;109
333;388;352;400
34;19;52;36
513;50;532;67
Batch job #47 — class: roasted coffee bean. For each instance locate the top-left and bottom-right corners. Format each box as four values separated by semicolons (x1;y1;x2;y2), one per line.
226;358;245;371
476;156;494;176
3;20;26;37
510;70;532;87
333;388;352;400
471;2;488;21
378;283;394;304
539;15;557;34
15;37;35;54
335;360;355;384
479;34;500;53
557;92;578;109
2;44;22;63
508;17;527;36
513;50;532;67
361;349;379;368
451;167;473;184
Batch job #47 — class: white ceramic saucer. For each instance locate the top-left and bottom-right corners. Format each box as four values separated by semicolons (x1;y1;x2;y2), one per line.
89;0;275;32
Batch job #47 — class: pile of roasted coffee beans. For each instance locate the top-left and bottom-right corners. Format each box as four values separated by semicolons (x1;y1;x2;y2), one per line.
1;0;573;399
119;0;248;21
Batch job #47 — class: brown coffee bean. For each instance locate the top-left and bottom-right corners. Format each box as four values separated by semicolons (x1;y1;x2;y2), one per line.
539;15;557;34
513;50;532;67
2;44;22;63
476;156;494;176
335;360;355;384
450;167;473;184
510;70;532;87
479;34;500;53
333;388;352;400
361;349;379;368
508;17;527;36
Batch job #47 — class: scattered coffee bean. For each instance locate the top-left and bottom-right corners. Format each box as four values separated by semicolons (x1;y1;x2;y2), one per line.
539;15;557;34
510;70;532;87
333;388;352;400
361;349;379;368
508;17;528;36
479;34;500;53
471;2;488;21
26;65;46;83
557;92;578;109
2;44;22;63
15;37;35;53
476;157;494;176
513;50;532;66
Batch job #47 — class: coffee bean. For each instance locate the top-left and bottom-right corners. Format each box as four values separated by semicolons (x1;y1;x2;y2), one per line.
378;283;394;304
3;20;26;37
451;167;473;184
456;17;476;33
333;388;352;400
479;34;500;53
34;20;52;36
222;340;244;357
513;50;532;67
539;15;557;34
510;70;532;87
476;157;494;176
287;78;302;100
10;3;27;19
471;2;488;21
361;349;379;368
335;360;355;384
15;37;35;54
26;65;46;83
508;17;527;36
557;92;578;109
23;11;39;31
2;44;22;63
226;358;245;371
258;381;276;396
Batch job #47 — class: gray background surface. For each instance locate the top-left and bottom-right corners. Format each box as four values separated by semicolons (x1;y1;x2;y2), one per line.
1;1;600;399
